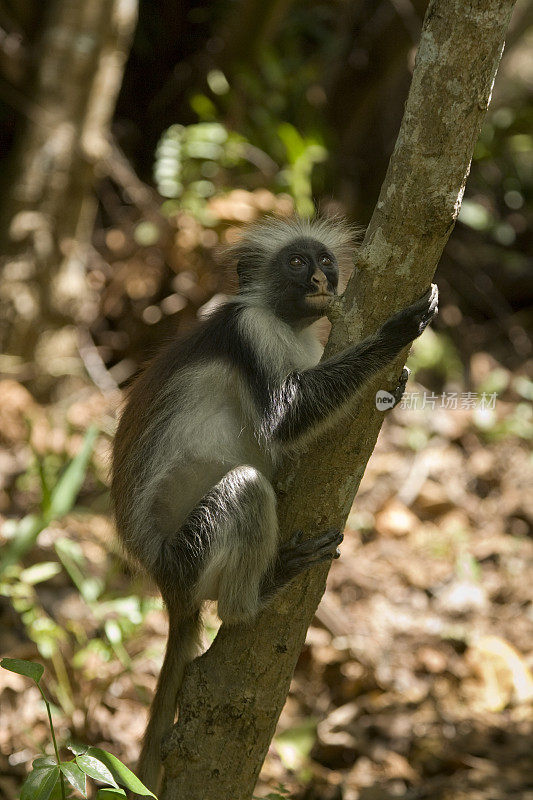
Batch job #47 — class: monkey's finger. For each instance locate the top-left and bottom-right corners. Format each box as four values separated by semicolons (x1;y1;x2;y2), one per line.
412;283;438;317
419;283;437;304
423;284;439;317
312;546;342;565
318;527;344;546
280;532;344;573
281;530;305;554
314;530;344;556
289;529;343;556
307;531;344;558
289;548;341;570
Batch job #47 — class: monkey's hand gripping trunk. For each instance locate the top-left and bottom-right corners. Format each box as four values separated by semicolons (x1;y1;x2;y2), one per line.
264;284;438;444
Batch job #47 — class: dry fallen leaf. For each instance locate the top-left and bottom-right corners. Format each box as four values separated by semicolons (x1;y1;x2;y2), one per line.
0;380;41;444
467;635;533;711
374;499;420;538
414;480;455;515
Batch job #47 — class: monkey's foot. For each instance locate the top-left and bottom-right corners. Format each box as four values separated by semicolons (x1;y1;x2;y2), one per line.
260;529;343;602
280;528;344;572
392;366;410;407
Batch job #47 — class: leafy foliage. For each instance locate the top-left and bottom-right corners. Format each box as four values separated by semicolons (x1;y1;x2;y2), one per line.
0;426;98;577
0;659;156;800
154;123;247;213
154;120;328;219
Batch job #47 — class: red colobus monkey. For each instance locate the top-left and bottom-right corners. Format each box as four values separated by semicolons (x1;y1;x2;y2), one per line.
112;216;438;790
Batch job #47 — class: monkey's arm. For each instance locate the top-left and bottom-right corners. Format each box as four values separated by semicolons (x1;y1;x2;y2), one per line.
264;285;438;444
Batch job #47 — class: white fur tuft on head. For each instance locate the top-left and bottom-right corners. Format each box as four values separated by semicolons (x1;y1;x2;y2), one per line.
227;215;361;288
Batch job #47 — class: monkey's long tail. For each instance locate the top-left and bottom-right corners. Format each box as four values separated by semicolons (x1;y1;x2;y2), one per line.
136;611;201;794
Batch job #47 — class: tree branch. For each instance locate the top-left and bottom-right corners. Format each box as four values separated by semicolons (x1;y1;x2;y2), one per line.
161;2;516;798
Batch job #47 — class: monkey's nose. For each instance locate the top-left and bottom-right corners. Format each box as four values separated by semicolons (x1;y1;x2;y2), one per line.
311;269;328;292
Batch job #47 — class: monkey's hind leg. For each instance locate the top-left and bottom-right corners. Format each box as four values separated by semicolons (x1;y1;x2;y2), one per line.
191;465;279;625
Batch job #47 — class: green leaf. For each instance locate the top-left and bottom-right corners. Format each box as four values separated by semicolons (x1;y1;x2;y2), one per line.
0;426;98;577
0;514;46;576
86;748;156;797
37;455;52;515
274;718;317;771
49;426;98;519
104;619;122;645
67;742;88;756
278;122;305;161
20;765;59;800
54;537;103;603
49;780;72;800
33;757;58;769
253;787;290;800
60;762;87;796
20;562;62;585
458;198;492;231
0;657;44;683
134;221;160;247
96;790;127;800
76;755;118;788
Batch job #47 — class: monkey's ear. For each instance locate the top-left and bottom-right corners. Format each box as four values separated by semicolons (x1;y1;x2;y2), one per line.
236;256;255;289
226;236;266;290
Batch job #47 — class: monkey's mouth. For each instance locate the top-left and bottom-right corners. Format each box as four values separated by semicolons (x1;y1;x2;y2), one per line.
305;292;334;307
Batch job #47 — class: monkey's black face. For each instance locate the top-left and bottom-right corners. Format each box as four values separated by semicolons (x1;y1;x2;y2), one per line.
269;237;339;324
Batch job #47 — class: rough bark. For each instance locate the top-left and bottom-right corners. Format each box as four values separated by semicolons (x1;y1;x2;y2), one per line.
161;2;516;799
0;0;137;390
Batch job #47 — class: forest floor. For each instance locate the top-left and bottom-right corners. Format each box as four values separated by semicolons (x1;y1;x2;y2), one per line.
0;372;532;800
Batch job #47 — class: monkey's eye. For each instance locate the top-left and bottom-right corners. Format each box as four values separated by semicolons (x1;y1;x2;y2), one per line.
289;256;305;268
320;255;333;267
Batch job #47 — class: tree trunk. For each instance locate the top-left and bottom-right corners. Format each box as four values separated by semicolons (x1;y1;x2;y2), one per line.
160;1;516;798
0;0;137;392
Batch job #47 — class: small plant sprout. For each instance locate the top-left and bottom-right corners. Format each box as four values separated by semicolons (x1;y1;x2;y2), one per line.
0;658;156;800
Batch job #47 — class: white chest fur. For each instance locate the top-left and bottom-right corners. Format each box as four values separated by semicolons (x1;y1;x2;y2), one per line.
238;305;323;379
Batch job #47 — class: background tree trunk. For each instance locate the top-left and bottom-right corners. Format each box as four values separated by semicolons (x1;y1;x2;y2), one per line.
0;0;137;393
327;0;428;218
160;1;516;799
